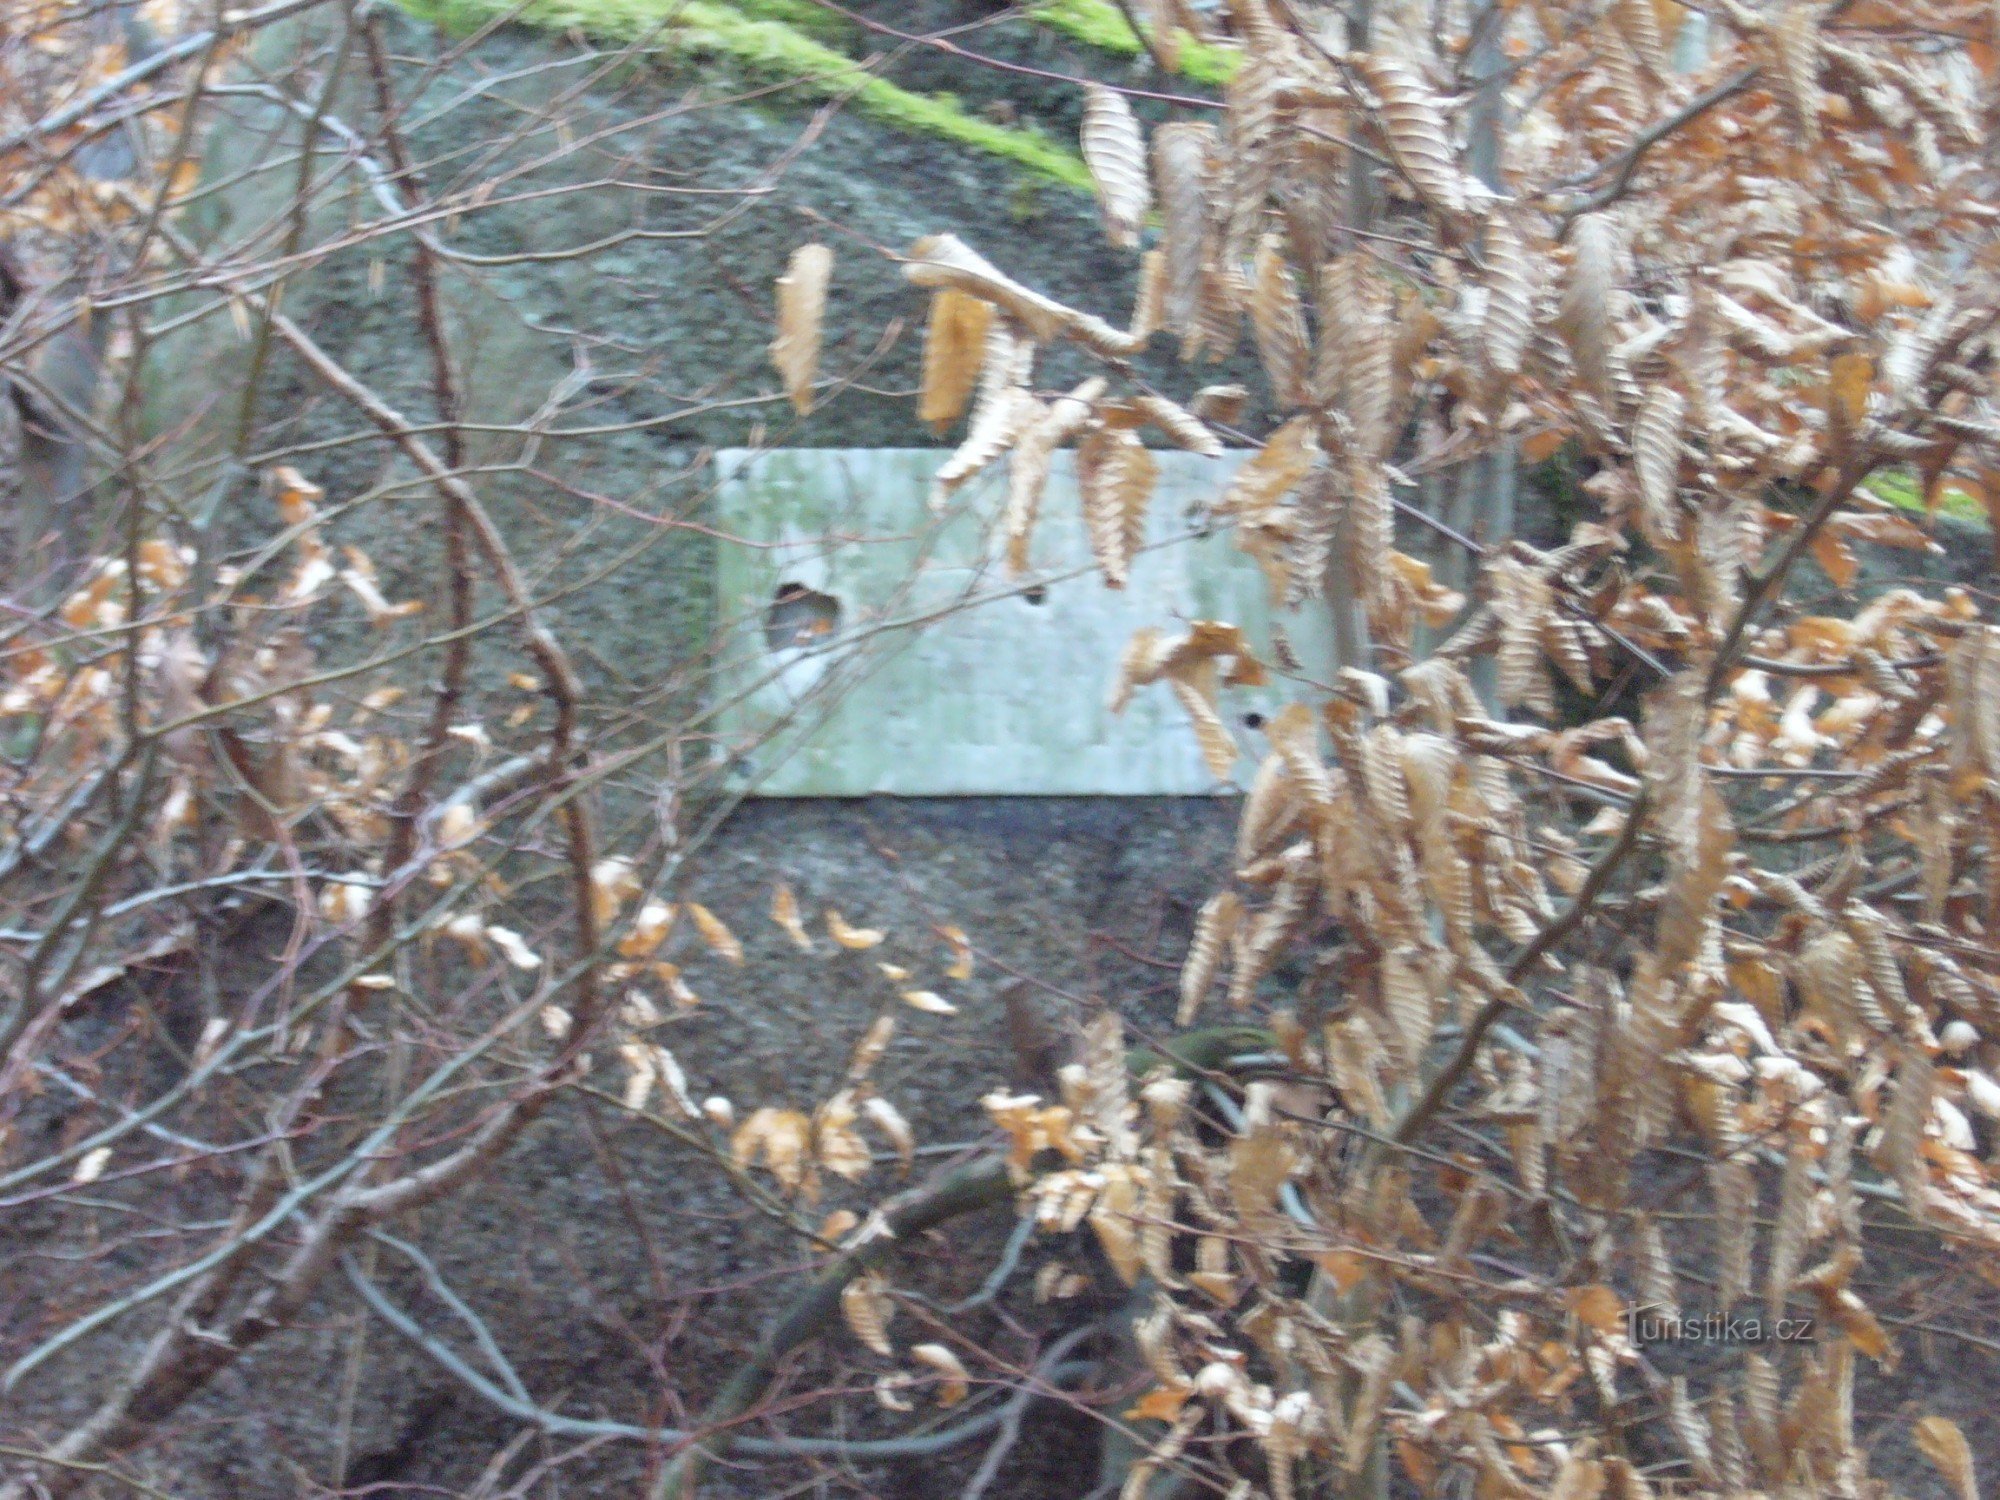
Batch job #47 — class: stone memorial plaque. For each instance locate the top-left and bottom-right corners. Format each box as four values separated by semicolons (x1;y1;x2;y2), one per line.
714;448;1324;795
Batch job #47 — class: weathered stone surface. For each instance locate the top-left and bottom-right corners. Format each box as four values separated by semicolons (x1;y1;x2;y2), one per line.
7;797;1240;1497
11;17;1267;1495
142;5;1241;716
716;447;1323;794
25;7;1993;1497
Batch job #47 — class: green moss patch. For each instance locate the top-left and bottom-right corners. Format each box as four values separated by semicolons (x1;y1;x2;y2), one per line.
400;0;1095;190
1029;0;1237;86
1862;466;1987;526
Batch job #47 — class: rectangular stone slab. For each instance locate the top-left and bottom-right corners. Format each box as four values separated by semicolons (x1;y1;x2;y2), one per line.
713;448;1326;796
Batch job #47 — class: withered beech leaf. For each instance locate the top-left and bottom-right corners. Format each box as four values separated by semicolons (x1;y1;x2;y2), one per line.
770;243;832;415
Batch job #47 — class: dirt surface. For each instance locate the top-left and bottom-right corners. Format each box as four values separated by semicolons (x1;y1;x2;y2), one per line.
8;797;1237;1496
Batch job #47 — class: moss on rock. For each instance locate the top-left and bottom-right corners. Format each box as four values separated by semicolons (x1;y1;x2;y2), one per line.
402;0;1098;188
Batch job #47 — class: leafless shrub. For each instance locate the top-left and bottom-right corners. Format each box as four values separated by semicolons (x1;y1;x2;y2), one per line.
5;1;2000;1498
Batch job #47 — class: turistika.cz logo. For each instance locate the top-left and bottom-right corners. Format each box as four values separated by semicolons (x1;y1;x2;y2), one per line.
1629;1306;1817;1345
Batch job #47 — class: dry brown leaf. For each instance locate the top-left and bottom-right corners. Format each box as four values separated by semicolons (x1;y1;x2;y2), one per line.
1264;703;1336;816
848;1013;896;1082
936;923;975;981
732;1107;813;1193
1152;122;1216;336
905;233;1146;357
1347;54;1468;218
270;464;324;524
1179;890;1243;1025
1821;1285;1895;1364
1828;351;1873;432
814;1089;872;1181
1089;1166;1145;1284
1129;247;1167;341
933;315;1036;501
770;243;832;415
1250;233;1309;408
1005;377;1104;572
1185;261;1247;363
1133;393;1224;457
841;1272;895;1355
1345;277;1395;463
910;1343;970;1406
827;909;886;949
1125;1384;1192;1423
1173;676;1240;779
1481;210;1535;387
1077;424;1159;589
1566;1283;1627;1335
1228;1123;1294;1221
1219;415;1315;519
1550;1454;1606;1500
1770;4;1824;144
1914;1416;1978;1500
1562;214;1618;412
918;288;994;430
771;882;813;951
1189;383;1248;426
1081;84;1152;250
685;902;742;965
1634;385;1686;542
861;1095;915;1173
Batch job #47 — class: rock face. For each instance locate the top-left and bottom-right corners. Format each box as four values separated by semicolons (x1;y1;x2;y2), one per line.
14;800;1235;1497
37;9;1259;1495
148;4;1187;699
35;6;1996;1494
